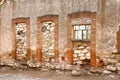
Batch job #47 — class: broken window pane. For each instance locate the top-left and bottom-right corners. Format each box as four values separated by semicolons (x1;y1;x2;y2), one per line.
80;25;85;30
83;30;87;40
73;24;91;41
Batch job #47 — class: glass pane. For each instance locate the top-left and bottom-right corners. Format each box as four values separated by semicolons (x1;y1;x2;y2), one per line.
83;30;87;40
75;26;79;30
74;26;76;30
75;31;78;39
86;25;91;29
73;30;76;39
80;25;85;30
78;30;82;40
87;30;91;40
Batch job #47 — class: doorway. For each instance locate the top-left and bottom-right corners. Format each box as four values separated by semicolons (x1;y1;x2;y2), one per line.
37;15;59;62
12;18;30;61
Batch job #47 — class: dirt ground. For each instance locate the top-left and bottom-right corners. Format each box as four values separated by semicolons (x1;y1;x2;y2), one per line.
0;67;120;80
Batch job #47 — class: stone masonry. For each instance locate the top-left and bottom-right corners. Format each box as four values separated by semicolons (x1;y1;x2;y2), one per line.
0;0;120;75
16;23;27;60
41;21;55;62
73;42;90;65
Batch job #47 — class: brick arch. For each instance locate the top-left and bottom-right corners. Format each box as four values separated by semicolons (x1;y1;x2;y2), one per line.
67;12;96;66
37;15;59;62
12;18;30;60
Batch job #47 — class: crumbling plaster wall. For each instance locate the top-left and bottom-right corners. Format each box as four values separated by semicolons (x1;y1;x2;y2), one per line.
96;0;119;57
0;0;97;56
0;0;119;61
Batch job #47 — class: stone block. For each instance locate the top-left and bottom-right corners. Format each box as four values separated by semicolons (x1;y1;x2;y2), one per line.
65;64;72;70
106;65;117;71
86;52;90;57
86;56;90;59
76;61;83;64
86;46;90;50
78;53;85;57
78;46;85;50
73;58;79;61
80;57;86;60
55;64;61;69
107;59;118;64
103;70;112;74
73;54;78;58
74;50;81;54
117;71;120;74
82;49;88;54
72;70;81;76
116;63;120;70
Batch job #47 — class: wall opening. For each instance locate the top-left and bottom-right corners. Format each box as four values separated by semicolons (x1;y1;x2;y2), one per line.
67;12;96;66
37;15;59;62
72;23;91;66
41;21;55;62
15;23;27;60
12;18;30;61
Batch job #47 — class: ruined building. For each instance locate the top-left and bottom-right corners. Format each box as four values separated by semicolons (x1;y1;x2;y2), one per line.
0;0;120;74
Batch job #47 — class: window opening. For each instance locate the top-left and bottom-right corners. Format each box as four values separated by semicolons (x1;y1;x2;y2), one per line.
73;24;91;41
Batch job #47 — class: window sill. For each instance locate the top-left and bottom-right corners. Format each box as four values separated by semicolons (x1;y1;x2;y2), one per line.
72;39;90;42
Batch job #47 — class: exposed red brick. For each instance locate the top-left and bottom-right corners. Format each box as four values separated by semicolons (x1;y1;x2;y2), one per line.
12;18;30;60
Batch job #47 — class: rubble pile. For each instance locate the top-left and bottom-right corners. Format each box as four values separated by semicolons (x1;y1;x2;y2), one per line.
103;54;120;74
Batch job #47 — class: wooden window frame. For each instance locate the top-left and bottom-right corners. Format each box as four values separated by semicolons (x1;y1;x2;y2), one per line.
12;18;30;60
37;15;59;62
67;12;96;66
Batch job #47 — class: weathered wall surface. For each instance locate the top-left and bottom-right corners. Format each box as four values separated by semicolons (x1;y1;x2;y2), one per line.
1;0;120;74
0;0;98;55
0;0;120;63
96;0;118;57
58;0;97;56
